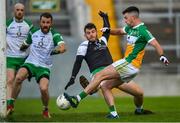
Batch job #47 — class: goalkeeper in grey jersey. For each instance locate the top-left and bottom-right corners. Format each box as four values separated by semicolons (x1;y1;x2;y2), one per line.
8;12;66;118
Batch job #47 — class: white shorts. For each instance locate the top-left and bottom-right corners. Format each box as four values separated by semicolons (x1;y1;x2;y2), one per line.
112;59;139;83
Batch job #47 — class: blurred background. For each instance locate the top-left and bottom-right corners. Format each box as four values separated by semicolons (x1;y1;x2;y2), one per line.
6;0;180;97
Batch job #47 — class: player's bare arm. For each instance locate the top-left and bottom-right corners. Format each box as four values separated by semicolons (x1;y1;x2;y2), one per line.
110;28;126;35
101;27;126;35
149;39;169;65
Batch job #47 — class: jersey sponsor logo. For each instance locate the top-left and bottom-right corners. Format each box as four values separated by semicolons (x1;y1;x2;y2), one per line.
38;41;44;47
33;35;52;50
9;27;16;29
16;26;22;36
127;35;138;45
32;35;38;38
93;42;107;50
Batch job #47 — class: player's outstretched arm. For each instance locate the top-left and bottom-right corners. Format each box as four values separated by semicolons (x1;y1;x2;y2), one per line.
99;10;126;35
64;55;84;90
110;28;126;35
99;11;111;41
100;24;126;36
99;11;110;28
149;39;169;66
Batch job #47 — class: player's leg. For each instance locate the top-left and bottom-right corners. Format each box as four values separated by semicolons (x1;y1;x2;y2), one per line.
7;67;29;115
100;79;122;118
7;69;16;102
6;57;25;106
36;67;51;118
64;64;121;108
38;77;51;118
6;69;16;115
118;81;143;106
84;65;120;95
12;67;29;99
117;81;153;114
79;75;98;94
79;75;120;118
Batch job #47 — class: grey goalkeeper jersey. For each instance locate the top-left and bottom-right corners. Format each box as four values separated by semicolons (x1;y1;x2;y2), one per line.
6;17;33;58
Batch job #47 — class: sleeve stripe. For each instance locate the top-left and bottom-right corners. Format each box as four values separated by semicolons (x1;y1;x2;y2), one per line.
53;33;60;38
29;25;33;29
122;27;126;33
24;40;29;45
148;37;155;43
100;36;107;45
57;41;65;45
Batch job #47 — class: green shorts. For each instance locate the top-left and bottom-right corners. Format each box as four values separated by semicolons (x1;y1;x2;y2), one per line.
7;57;26;71
90;66;106;78
21;63;50;83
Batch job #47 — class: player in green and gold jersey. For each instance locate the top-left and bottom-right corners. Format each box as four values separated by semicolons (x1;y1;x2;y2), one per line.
64;6;169;119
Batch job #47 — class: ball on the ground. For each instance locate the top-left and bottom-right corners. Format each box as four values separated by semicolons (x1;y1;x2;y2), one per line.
56;94;71;110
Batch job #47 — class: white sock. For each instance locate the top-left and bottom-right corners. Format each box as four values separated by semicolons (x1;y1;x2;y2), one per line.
76;95;81;102
110;111;118;116
136;106;143;112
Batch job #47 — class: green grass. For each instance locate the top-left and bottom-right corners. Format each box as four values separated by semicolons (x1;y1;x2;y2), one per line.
1;96;180;122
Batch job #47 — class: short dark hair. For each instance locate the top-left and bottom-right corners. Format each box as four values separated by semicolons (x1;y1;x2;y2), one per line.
40;12;53;21
122;6;139;15
84;23;97;32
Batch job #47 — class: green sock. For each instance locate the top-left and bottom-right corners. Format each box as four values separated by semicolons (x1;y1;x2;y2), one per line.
7;99;14;105
109;105;118;116
109;105;116;112
77;91;88;101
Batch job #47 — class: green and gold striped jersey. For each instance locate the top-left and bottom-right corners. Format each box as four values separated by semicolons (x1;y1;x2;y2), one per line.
123;23;155;68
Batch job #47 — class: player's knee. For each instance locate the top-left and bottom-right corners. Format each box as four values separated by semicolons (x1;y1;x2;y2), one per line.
7;77;14;85
100;82;107;89
135;89;144;98
40;85;48;93
15;75;25;84
94;72;105;81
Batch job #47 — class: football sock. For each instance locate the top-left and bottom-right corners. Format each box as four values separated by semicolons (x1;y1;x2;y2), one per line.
109;105;118;116
7;98;14;105
43;106;48;111
76;91;88;102
136;106;143;113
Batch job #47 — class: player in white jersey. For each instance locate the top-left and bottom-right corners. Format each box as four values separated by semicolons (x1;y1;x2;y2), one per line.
8;12;66;118
6;3;33;114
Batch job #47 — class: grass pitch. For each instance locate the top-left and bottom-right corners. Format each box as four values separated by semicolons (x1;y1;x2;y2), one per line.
2;96;180;122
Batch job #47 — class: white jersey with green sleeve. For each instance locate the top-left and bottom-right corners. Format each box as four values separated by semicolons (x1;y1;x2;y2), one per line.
6;17;33;58
24;27;64;69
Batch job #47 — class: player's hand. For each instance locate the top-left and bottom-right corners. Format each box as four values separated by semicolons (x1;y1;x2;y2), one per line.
160;55;169;66
100;27;110;33
20;43;29;51
50;49;60;55
64;77;75;90
98;11;108;18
